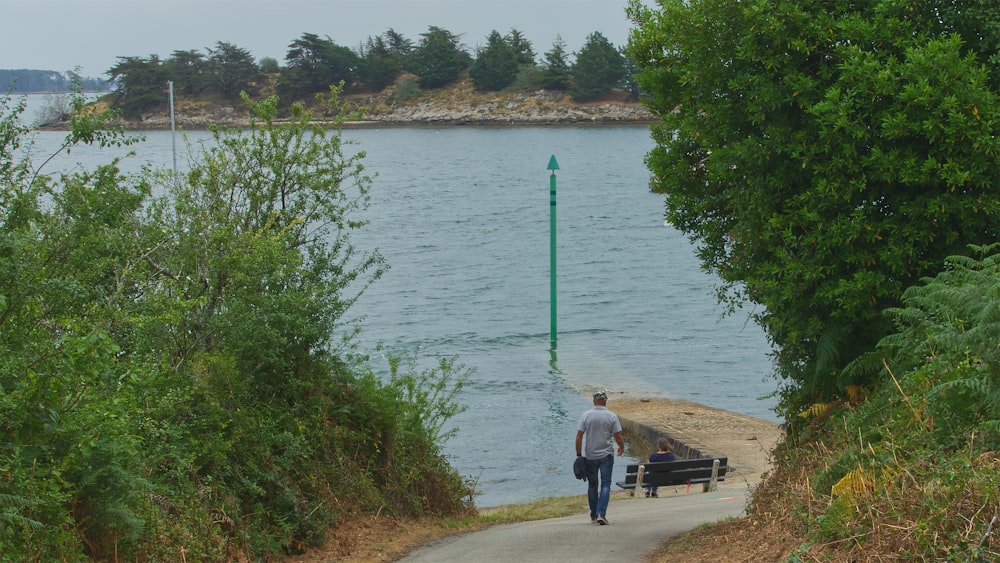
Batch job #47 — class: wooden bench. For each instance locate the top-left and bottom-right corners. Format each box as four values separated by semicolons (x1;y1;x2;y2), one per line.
616;457;728;496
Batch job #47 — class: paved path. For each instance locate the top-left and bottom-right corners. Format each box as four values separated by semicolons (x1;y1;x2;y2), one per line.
399;488;748;562
398;397;779;563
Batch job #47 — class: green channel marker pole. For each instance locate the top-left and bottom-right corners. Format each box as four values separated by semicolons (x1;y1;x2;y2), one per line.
547;155;560;343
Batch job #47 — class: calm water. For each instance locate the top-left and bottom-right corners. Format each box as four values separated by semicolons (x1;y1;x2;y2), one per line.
17;95;777;507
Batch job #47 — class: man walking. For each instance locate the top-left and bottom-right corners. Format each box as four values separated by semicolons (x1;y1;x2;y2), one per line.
576;389;625;525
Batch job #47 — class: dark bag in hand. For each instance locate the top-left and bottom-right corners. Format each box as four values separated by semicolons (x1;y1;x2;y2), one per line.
573;456;587;480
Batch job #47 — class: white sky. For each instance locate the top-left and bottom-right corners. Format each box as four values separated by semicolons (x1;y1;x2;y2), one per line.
3;0;641;78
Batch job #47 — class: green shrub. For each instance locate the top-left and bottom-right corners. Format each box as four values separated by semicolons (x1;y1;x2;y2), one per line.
509;64;545;91
0;87;472;561
391;76;422;101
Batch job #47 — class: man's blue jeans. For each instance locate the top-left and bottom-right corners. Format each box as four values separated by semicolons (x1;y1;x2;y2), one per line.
585;454;614;519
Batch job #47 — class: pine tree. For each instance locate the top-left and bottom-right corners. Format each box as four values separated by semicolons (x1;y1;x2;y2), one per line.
415;26;469;89
470;30;519;91
539;36;572;91
571;31;626;102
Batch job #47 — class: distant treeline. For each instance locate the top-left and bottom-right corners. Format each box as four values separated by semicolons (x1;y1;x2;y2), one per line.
0;69;109;93
107;27;637;119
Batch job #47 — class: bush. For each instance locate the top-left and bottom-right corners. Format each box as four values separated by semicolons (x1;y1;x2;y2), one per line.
744;245;1000;560
390;76;422;102
0;88;471;561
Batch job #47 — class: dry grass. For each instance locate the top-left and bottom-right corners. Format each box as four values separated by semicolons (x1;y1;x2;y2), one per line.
643;517;803;563
284;495;589;563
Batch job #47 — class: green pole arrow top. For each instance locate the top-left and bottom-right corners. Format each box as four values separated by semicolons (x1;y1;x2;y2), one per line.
547;155;560;172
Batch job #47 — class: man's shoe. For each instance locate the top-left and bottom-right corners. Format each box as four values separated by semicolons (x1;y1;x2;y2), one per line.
596;516;608;525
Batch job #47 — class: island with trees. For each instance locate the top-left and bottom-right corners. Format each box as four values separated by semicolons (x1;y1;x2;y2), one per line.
63;26;652;127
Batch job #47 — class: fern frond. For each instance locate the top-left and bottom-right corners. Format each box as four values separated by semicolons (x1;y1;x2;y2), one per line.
831;464;897;500
815;324;848;379
844;385;870;403
0;509;45;531
841;352;887;389
0;492;29;509
936;374;1000;420
979;419;1000;434
831;466;874;499
936;375;993;397
798;402;835;419
0;492;45;530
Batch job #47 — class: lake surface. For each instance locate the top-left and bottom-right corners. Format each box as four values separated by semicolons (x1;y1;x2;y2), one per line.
16;96;778;507
343;126;778;506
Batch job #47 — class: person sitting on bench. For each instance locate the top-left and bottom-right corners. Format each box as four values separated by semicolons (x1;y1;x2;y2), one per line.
645;437;676;497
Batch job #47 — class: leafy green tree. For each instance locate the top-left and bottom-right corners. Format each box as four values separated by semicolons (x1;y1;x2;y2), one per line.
384;28;416;72
359;34;402;91
205;41;262;100
538;35;572;90
359;28;419;90
106;55;169;119
570;31;627;101
470;30;519;91
415;26;470;89
258;56;280;74
143;92;383;396
165;49;207;95
279;33;360;100
506;28;536;65
621;50;640;101
626;0;1000;416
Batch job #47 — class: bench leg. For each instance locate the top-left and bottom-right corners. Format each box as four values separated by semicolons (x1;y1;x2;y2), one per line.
703;459;720;493
635;464;645;499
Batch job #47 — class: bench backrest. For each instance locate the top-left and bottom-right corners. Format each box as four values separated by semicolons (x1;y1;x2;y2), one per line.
620;457;728;486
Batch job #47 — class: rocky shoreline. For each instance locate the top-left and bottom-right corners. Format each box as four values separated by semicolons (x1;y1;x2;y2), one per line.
102;83;656;130
121;102;655;130
346;91;655;128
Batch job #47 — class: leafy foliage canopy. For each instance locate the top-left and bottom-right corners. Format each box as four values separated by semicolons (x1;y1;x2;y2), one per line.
627;0;1000;416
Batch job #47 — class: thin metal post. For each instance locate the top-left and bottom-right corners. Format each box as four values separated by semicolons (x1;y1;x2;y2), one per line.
168;81;177;183
547;155;560;342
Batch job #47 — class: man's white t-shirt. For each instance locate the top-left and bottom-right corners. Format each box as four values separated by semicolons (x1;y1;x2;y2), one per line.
577;406;622;459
